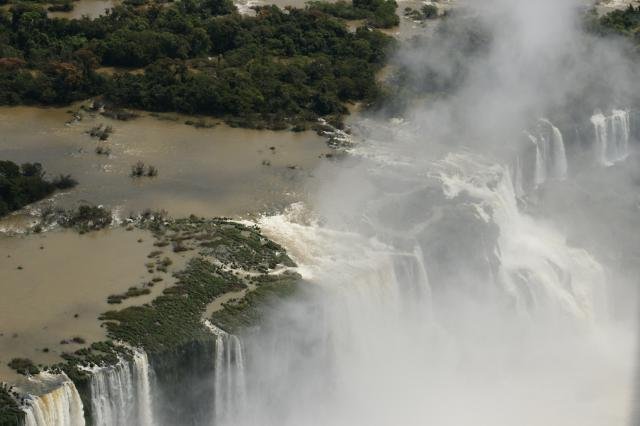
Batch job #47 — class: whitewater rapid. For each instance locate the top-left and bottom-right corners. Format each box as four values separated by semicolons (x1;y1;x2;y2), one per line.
253;129;633;426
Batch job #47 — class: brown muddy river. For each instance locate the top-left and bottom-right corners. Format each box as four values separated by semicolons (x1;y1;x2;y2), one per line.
0;228;163;379
0;106;330;222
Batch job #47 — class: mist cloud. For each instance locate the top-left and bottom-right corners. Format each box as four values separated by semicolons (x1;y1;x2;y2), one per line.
242;2;640;425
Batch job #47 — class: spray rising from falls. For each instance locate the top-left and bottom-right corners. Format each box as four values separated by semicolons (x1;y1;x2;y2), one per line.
437;153;603;320
250;133;623;425
22;373;85;426
591;109;631;166
87;348;154;426
204;321;247;426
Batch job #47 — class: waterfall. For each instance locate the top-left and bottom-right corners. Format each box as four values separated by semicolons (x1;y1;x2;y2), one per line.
529;130;547;186
88;347;154;426
591;109;630;166
250;145;613;426
525;119;568;187
437;153;604;320
512;155;525;198
549;121;568;179
204;321;247;425
132;350;154;426
22;373;85;426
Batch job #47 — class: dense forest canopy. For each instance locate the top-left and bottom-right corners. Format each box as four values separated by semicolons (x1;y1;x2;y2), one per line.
0;0;395;128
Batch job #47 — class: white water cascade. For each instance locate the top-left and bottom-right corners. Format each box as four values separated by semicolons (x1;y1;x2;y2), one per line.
512;154;525;198
22;373;85;426
204;321;247;426
591;109;631;166
436;153;604;320
133;350;154;426
249;137;626;425
526;118;568;186
87;348;154;426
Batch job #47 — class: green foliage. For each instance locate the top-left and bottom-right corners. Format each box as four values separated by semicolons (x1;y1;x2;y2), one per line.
100;258;245;352
137;215;296;271
107;286;152;304
421;4;438;19
98;216;299;352
197;222;296;271
211;271;301;333
59;205;112;232
0;0;393;127
591;5;640;38
51;174;77;189
0;160;77;217
130;161;158;177
7;358;39;375
0;384;23;426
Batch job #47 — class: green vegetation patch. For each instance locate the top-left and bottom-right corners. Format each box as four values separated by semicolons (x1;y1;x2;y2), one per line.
589;5;640;37
99;215;299;350
403;4;439;22
0;213;301;423
58;205;112;233
211;271;301;334
0;384;24;426
197;224;295;272
0;160;77;218
138;215;295;272
53;341;133;383
100;258;246;352
7;358;39;376
107;286;152;304
0;0;394;128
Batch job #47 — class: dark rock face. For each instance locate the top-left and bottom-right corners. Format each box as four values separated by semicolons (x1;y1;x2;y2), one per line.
150;338;217;426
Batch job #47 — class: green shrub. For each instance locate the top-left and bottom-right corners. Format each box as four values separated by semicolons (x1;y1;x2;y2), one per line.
8;358;39;375
0;384;24;426
59;205;112;232
0;160;77;218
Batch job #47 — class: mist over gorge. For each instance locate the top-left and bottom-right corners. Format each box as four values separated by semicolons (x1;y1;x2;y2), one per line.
246;1;640;425
1;0;639;425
